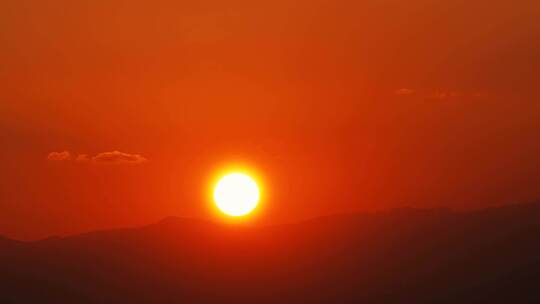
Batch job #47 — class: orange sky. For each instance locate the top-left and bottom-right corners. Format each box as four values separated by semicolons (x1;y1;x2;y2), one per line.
1;0;540;240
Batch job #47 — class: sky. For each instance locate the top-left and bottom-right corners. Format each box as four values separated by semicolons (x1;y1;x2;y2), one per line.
1;0;540;240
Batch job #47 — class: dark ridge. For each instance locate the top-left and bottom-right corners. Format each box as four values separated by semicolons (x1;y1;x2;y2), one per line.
1;202;540;304
0;235;15;244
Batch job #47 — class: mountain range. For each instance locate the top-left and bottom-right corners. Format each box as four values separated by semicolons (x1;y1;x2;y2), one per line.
1;202;540;303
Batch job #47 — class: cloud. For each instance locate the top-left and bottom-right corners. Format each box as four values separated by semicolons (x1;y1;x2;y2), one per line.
91;151;147;164
472;91;488;98
429;90;462;99
47;151;72;161
76;154;90;162
396;88;489;100
395;88;415;95
47;150;147;164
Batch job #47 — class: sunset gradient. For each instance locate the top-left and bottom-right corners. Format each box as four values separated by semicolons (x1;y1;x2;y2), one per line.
1;0;539;240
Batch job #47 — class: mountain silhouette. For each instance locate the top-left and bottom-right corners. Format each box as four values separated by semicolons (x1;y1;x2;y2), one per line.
1;202;540;303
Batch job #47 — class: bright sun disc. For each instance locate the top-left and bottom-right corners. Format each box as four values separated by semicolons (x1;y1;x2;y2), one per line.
213;173;260;217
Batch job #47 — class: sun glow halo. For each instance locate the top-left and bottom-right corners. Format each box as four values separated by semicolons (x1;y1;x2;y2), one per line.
213;172;260;217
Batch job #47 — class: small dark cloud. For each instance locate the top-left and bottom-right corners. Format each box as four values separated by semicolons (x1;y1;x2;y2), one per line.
47;151;72;161
92;151;147;164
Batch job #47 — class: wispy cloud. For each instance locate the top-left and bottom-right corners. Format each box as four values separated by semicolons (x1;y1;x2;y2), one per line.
395;88;490;100
76;154;90;162
47;150;147;165
428;90;462;99
395;88;415;95
47;151;72;161
92;151;147;164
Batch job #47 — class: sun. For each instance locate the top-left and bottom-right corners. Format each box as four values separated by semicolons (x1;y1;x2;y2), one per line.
213;172;260;217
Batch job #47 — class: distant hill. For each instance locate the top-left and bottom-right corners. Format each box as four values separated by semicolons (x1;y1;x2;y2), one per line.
0;235;17;246
1;203;540;303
